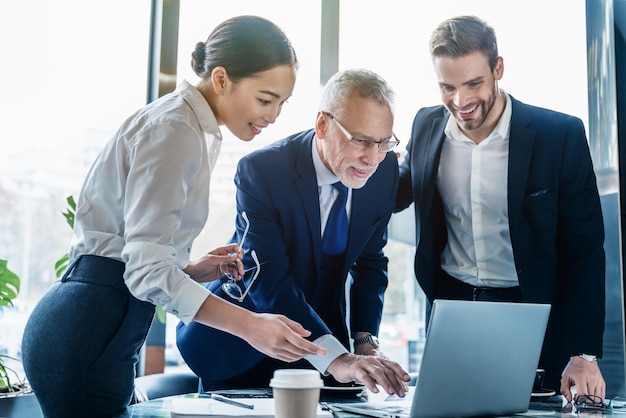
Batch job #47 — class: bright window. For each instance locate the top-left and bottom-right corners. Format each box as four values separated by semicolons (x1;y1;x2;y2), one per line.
0;0;151;360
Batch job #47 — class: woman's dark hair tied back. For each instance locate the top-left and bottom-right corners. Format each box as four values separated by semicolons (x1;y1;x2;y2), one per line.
191;15;297;82
191;42;207;75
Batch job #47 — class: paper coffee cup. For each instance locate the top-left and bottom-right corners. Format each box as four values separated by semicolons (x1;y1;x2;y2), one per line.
270;369;323;418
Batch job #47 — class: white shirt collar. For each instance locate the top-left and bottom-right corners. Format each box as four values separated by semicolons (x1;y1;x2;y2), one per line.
311;134;340;187
178;80;222;141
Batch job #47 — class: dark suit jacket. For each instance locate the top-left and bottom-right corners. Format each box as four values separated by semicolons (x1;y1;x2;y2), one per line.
395;96;606;390
177;129;399;381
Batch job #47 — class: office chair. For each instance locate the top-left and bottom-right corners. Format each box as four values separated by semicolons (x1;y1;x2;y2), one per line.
133;372;200;403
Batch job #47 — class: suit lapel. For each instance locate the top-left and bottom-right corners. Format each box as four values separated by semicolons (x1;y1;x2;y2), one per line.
507;98;535;229
294;131;324;274
419;115;448;227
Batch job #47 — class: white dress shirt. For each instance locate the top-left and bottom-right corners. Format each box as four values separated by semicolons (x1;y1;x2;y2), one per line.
70;80;221;324
313;136;353;234
305;136;352;374
437;92;519;288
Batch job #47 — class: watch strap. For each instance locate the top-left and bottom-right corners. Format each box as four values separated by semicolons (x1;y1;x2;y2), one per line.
353;334;379;348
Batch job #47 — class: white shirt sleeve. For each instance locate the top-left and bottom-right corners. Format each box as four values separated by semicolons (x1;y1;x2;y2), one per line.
305;334;349;375
120;120;210;324
71;81;222;324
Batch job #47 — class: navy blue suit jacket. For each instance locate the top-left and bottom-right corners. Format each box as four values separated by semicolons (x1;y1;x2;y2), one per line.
395;96;605;389
178;129;399;381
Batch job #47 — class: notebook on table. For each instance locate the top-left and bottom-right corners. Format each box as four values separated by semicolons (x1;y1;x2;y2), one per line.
170;396;332;417
328;299;551;418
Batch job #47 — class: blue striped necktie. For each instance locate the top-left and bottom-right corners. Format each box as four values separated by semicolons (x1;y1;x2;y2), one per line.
323;182;349;255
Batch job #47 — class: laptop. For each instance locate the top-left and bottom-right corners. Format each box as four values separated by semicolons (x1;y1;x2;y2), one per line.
329;299;551;418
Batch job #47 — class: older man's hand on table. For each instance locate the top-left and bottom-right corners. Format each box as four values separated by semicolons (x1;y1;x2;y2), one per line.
327;353;411;397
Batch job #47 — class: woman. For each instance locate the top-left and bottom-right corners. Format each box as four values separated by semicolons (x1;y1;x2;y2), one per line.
22;15;324;418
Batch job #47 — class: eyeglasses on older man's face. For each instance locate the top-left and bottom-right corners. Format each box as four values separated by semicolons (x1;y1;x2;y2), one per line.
323;111;400;153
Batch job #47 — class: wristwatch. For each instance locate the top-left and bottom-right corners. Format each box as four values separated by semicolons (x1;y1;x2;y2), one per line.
354;334;380;348
578;354;598;362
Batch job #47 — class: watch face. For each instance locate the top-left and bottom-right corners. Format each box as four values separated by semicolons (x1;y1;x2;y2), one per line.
370;335;380;347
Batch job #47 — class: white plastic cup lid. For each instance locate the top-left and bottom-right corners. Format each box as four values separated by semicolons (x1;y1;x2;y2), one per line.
269;369;323;389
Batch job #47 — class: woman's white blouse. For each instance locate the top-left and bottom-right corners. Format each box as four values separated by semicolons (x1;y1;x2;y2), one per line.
70;80;222;324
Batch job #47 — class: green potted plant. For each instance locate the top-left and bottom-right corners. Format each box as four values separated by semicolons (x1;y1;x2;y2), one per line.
0;258;21;393
0;259;42;417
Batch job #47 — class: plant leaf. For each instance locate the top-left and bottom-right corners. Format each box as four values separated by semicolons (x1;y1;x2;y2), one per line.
155;305;167;324
67;195;76;211
0;362;9;390
0;259;20;308
62;195;76;229
55;253;70;278
55;195;76;278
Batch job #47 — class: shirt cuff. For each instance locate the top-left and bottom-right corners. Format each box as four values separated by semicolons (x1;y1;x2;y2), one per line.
169;279;212;324
305;334;348;375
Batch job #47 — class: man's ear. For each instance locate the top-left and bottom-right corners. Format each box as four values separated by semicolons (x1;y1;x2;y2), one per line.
314;111;328;139
211;66;229;95
493;56;504;81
